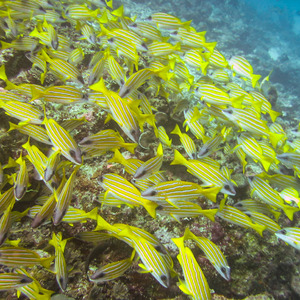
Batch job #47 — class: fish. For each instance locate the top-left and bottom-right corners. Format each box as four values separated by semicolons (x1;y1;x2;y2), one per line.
43;115;82;165
157;126;172;147
44;150;61;182
248;175;299;221
79;129;137;155
0;246;54;268
197;130;225;159
41;49;84;84
8;122;52;145
172;235;211;299
183;49;209;75
184;228;230;281
147;41;181;57
90;79;142;143
31;85;88;104
133;143;163;181
0;199;15;246
62;207;98;225
0;272;33;291
228;56;261;88
216;199;266;236
142;180;220;204
16;268;54;300
14;154;29;201
98;173;158;218
171;124;197;159
171;149;236;196
117;226;171;288
53;165;80;225
195;83;244;108
244;211;281;233
90;250;136;283
183;108;207;141
0;100;43;124
128;21;162;41
49;232;69;291
157;200;218;223
275;227;300;251
147;12;191;30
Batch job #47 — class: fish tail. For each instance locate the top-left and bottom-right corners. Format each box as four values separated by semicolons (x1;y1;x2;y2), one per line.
252;223;266;237
201;209;218;222
0;41;12;49
282;205;299;221
124;142;138;154
251;74;261;88
142;200;157;219
170;124;182;137
200;61;209;75
268;109;280;122
40;255;55;269
86;207;98;221
171;149;188;166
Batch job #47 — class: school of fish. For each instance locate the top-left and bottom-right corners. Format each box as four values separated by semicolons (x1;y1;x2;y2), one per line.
0;0;299;299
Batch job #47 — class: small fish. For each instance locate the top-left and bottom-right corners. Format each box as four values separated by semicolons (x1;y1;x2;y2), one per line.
49;232;69;291
90;250;136;283
197;130;225;159
133;143;163;181
65;4;99;20
171;150;236;196
128;21;162;41
1;37;39;52
14;154;29;201
44;150;61;182
31;85;87;104
0;272;33;291
275;227;300;251
53;165;80;225
0;187;16;215
41;50;84;84
0;100;43;124
183;108;207;141
0;200;15;246
171;124;197;159
79;129;137;155
107;54;126;86
8;122;52;145
157;126;172;147
157;200;218;223
217;199;266;236
172;235;211;299
280;187;300;208
183;49;209;75
142;180;220;204
118;226;171;288
209;48;229;68
184;228;230;281
229;56;261;88
244;211;281;233
209;69;230;84
99;173;157;218
248;175;299;221
62;207;98;225
0;246;54;268
147;41;181;57
147;12;191;30
43;115;82;165
195;83;243;108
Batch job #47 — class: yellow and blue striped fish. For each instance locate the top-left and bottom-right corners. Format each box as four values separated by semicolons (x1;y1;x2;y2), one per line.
244;211;281;233
43;116;82;165
184;228;230;281
0;246;54;268
0;100;43;124
275;227;300;251
248;175;299;221
172;235;211;300
49;232;68;291
0;272;33;291
171;124;197;159
0;200;15;246
133;143;163;181
171;150;236;196
147;12;191;30
99;173;157;218
217;200;266;236
118;226;171;288
90;250;135;283
157;199;218;223
14;154;29;201
53;165;80;225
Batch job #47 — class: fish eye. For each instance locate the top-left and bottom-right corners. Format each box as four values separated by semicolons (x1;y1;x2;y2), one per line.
280;229;287;235
131;23;138;28
108;37;114;43
220;266;226;274
146;16;152;21
160;274;167;281
150;190;157;196
226;108;233;114
92;271;105;279
69;149;76;158
98;175;104;182
51;181;58;189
